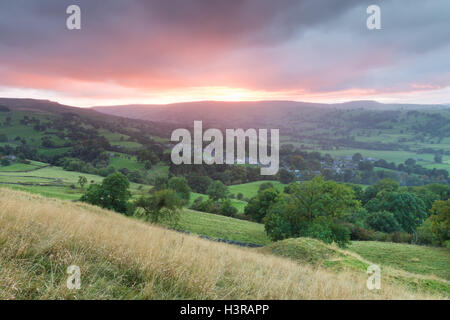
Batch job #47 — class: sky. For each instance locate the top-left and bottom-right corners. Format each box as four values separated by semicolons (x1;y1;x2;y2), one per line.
0;0;449;107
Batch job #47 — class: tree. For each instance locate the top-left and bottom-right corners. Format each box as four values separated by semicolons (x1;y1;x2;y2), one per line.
219;199;238;217
352;153;363;162
78;176;88;189
1;158;10;166
137;150;159;164
358;161;373;171
168;176;191;201
81;172;131;214
258;182;275;193
206;181;228;201
244;188;281;222
434;154;442;164
428;199;450;245
365;211;402;233
405;158;416;166
134;189;182;225
361;178;399;205
289;176;359;221
365;191;427;233
264;176;358;247
187;175;212;194
153;175;168;191
279;168;296;184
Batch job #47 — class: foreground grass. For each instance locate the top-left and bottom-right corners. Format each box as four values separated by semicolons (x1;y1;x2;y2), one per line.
0;188;436;300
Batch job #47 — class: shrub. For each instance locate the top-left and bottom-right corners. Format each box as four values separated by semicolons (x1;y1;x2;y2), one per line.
343;222;376;241
237;193;244;200
416;219;435;245
219;199;238;217
374;231;390;242
391;232;412;243
190;197;219;214
134;189;182;225
428;199;450;246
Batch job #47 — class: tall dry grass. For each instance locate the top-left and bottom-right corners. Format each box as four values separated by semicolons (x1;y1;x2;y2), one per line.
0;188;441;299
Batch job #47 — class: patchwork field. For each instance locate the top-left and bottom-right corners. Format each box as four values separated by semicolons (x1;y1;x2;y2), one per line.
0;164;151;200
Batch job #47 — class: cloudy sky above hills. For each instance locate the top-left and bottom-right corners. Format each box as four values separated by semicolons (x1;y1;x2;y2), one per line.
0;0;449;106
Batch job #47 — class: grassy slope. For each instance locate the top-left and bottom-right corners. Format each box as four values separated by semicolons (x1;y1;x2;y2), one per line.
175;209;270;245
348;242;450;280
262;238;450;297
0;188;437;300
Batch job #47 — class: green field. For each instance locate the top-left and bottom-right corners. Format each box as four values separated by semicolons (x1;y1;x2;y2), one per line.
0;164;150;200
348;241;450;280
108;153;144;170
174;208;271;245
189;192;248;213
228;180;285;199
261;238;450;297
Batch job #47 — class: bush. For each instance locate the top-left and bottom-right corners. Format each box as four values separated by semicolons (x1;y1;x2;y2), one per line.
134;189;182;226
237;193;244;200
219;199;238;217
416;219;435;245
343;222;376;241
374;231;390;242
330;223;351;248
391;232;412;243
190;197;219;214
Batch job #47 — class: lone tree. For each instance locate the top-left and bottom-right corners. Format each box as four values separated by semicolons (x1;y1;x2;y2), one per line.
134;189;183;225
352;153;363;162
78;176;88;189
81;172;131;214
434;154;443;163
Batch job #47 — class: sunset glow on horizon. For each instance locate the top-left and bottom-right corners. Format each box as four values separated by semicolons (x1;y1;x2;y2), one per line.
1;0;449;107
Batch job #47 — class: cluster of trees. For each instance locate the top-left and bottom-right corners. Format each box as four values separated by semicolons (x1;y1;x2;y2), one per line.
241;177;449;247
170;163;278;187
80;173;184;226
242;177;358;247
342;180;449;245
372;157;449;184
189;180;238;217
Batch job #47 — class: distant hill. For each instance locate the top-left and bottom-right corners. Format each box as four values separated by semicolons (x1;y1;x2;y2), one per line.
92;100;448;127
